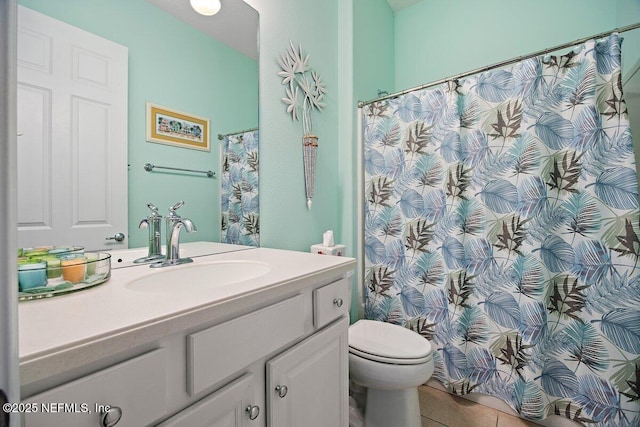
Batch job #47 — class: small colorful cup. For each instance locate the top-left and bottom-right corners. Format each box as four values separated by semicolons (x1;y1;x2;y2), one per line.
85;252;99;276
61;257;87;283
18;261;48;291
45;257;62;279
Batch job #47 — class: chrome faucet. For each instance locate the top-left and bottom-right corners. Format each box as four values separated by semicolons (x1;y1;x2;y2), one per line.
134;203;165;264
151;201;196;268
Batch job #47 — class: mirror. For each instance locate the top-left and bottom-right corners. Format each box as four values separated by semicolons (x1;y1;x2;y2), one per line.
16;0;259;250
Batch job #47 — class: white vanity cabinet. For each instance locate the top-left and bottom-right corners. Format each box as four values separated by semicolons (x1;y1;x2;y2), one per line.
19;247;355;427
171;278;350;427
165;318;348;427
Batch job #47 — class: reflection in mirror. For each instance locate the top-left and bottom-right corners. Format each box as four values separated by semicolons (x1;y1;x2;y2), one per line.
219;128;259;246
16;0;259;252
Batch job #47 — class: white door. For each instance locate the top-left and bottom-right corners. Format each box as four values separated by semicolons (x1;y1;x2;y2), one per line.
17;6;128;251
266;316;349;427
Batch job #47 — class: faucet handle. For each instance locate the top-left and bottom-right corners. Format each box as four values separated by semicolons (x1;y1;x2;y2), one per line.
146;203;162;219
169;201;185;217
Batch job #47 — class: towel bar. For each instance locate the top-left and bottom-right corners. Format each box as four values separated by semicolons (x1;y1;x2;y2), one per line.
144;163;215;178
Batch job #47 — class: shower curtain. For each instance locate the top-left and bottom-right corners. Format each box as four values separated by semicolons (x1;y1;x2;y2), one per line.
362;34;640;426
221;129;260;246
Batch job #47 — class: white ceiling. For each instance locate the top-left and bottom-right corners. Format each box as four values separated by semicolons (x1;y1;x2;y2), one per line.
145;0;258;60
144;0;421;61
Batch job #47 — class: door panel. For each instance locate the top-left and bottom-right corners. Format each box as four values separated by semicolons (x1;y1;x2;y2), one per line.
17;6;128;250
16;83;51;231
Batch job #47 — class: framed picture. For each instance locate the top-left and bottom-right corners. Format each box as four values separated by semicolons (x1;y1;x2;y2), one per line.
146;102;210;151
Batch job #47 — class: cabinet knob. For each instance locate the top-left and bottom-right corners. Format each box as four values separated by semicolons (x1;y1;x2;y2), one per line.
333;298;344;307
275;385;288;398
245;405;260;420
100;406;123;427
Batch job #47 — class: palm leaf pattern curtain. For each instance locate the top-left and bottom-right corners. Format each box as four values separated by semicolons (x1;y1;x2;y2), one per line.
221;130;259;246
362;34;640;426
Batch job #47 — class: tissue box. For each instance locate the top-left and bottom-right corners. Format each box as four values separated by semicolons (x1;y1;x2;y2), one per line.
311;244;346;256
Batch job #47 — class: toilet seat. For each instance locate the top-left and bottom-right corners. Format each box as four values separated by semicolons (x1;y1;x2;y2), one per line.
349;346;432;365
348;320;432;365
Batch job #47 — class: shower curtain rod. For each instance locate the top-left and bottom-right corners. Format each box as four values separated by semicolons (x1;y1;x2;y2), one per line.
217;127;259;140
357;21;640;108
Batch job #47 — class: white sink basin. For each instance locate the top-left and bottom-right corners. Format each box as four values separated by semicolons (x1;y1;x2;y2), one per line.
126;260;271;293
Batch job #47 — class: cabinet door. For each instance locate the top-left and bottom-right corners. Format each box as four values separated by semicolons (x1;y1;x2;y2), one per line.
266;316;348;427
157;374;260;427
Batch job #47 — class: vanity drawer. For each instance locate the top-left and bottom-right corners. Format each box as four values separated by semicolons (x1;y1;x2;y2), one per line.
187;294;305;396
314;278;350;329
23;348;167;427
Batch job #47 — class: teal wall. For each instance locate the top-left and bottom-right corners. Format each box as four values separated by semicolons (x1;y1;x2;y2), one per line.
353;0;395;103
19;0;258;248
245;0;360;318
245;0;343;253
395;0;626;90
618;0;640;73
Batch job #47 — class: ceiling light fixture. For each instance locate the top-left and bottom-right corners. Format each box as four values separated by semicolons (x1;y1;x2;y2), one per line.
190;0;221;16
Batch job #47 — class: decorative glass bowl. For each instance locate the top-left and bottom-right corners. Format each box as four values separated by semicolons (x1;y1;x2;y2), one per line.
18;246;111;301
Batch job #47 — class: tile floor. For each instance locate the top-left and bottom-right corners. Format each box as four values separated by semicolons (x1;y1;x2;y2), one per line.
418;385;541;427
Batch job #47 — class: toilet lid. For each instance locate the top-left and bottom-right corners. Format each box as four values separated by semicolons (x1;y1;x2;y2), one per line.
349;320;432;361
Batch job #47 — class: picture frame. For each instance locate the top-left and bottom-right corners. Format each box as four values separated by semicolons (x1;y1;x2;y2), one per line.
146;102;210;151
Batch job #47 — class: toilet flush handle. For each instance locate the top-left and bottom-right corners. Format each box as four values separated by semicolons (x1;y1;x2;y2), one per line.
275;385;288;398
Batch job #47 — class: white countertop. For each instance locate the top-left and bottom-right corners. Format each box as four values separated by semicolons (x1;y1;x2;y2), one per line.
18;243;356;386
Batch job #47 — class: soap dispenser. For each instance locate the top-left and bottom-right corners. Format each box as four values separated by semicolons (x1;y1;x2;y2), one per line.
134;203;165;264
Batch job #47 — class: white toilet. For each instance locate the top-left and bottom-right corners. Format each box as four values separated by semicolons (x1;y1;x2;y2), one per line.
348;319;434;427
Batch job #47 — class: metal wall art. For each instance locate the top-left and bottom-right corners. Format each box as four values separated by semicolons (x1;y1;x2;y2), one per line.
277;41;326;209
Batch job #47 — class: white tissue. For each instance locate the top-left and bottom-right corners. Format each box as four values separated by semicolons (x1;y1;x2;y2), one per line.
323;230;335;247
